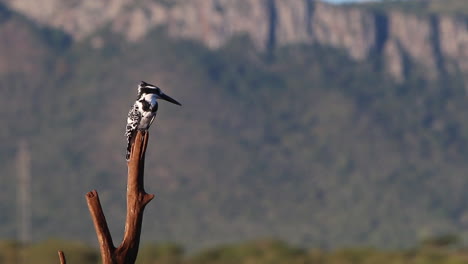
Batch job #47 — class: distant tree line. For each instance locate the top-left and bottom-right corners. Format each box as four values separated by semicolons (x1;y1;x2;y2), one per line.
0;236;466;264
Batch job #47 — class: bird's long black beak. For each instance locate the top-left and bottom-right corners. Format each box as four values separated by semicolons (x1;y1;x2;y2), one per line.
159;93;182;106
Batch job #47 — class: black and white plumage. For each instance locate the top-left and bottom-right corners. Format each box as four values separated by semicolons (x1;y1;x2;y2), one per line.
125;81;181;160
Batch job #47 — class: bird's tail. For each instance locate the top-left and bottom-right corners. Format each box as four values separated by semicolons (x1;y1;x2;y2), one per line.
126;131;136;161
126;142;131;161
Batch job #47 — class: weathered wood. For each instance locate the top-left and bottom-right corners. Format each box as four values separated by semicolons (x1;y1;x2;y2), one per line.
116;131;154;263
85;131;154;264
58;251;67;264
86;190;115;263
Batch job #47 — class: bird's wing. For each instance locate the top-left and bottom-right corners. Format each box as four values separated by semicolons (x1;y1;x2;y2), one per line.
126;104;142;160
126;104;141;137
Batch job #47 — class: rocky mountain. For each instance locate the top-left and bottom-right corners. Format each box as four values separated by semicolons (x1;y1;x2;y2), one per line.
1;0;468;81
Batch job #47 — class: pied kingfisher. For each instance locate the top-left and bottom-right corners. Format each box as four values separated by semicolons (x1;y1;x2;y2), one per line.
125;81;181;160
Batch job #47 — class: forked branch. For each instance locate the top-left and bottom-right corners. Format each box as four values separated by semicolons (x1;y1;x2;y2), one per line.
85;131;154;264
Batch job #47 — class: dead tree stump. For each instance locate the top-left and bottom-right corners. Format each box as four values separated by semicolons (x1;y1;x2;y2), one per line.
85;131;154;264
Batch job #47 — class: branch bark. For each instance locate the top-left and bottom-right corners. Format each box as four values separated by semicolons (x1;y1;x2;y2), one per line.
86;190;115;262
85;131;154;264
58;251;66;264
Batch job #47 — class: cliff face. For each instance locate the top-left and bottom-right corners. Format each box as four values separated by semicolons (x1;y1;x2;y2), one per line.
2;0;467;80
439;16;468;75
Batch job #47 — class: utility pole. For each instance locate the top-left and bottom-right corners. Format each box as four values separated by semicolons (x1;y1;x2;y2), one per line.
16;140;32;244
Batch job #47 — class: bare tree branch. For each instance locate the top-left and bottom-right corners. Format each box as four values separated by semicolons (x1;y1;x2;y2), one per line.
84;131;154;264
58;251;66;264
115;131;154;263
86;190;116;263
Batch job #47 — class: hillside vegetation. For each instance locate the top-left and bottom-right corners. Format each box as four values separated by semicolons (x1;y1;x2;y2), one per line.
1;0;468;250
1;238;467;264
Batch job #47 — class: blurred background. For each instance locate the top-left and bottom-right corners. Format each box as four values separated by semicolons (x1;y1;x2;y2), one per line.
2;0;468;263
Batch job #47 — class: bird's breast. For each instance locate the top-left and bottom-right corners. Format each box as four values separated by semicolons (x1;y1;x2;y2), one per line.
139;94;158;113
137;111;156;130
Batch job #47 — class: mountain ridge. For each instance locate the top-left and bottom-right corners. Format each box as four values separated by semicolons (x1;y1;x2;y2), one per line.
1;0;467;81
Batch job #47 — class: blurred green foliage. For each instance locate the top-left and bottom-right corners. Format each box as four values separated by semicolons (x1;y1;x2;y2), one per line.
137;243;184;264
0;239;98;264
1;238;468;264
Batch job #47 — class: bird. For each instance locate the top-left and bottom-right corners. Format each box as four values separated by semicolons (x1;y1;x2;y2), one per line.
125;81;181;160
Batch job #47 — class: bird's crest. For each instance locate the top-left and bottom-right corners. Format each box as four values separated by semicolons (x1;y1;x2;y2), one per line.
137;81;159;98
